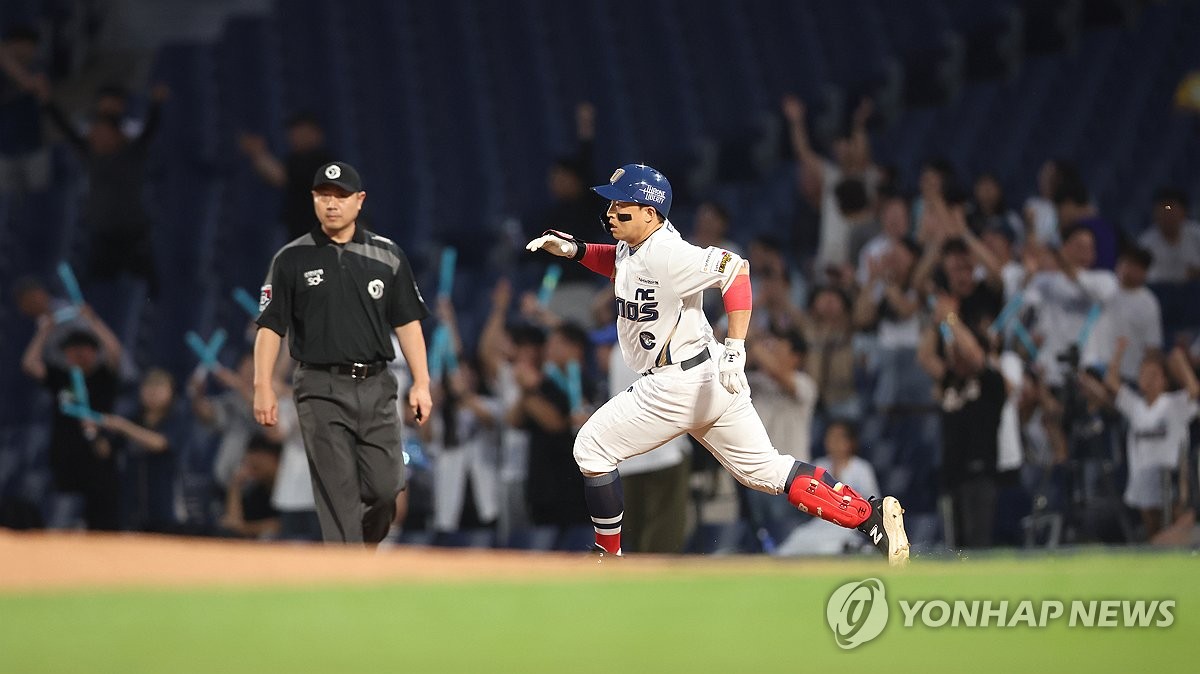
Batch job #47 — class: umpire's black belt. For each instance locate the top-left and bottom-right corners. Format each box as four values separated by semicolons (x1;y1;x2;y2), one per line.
643;348;710;376
301;361;387;379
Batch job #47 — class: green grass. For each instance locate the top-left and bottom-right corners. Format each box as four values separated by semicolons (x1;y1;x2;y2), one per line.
0;551;1193;673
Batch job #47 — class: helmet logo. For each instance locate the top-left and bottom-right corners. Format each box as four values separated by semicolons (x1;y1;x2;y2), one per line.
637;182;667;204
609;168;625;184
325;164;342;179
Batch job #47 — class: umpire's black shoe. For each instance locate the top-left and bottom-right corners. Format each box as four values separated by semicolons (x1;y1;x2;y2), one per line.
857;496;910;567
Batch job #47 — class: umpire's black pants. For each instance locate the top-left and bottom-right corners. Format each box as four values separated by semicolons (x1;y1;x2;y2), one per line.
294;365;406;544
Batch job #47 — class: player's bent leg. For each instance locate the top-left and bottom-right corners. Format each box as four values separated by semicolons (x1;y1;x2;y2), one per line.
783;462;909;565
582;471;624;555
573;377;691;555
783;461;871;528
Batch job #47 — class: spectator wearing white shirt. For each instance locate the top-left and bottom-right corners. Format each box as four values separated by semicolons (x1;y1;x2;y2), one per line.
781;95;881;268
853;237;929;411
1026;226;1118;387
741;329;819;545
1082;246;1163;381
1083;340;1200;538
856;194;911;287
1023;159;1077;248
1138;187;1200;284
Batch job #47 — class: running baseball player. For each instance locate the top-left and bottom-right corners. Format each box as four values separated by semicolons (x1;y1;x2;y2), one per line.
526;163;909;565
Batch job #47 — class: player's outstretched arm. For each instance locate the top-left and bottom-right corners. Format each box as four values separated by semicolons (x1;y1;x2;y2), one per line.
526;230;615;278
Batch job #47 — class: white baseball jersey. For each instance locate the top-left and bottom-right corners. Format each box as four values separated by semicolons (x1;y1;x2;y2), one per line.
612;221;744;373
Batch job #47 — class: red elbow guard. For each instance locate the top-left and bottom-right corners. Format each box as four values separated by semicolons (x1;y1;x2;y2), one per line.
722;274;752;312
580;243;617;278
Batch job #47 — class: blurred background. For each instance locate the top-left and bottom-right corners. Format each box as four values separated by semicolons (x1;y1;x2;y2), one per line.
2;0;1199;556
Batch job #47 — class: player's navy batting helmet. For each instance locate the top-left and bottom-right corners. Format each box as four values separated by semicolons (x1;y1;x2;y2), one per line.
591;163;673;218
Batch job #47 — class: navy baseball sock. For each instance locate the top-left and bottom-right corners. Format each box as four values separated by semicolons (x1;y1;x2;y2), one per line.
583;470;624;554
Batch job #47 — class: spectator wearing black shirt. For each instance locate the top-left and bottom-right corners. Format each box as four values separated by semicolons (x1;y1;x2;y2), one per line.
507;341;588;530
919;295;1007;548
239;113;335;240
20;307;124;530
43;83;168;291
97;368;187;532
220;434;283;539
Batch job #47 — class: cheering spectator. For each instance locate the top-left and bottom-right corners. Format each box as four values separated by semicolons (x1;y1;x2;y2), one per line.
919;295;1007;548
97;368;187;532
1023;159;1076;247
913;157;958;243
1138;187;1200;283
980;224;1026;300
800;286;859;419
1083;340;1200;538
782;95;881;267
506;336;589;531
1083;246;1162;380
428;299;502;534
43;82;168;291
189;353;257;493
12;276;92;365
857;194;911;286
854;237;928;411
966;172;1023;239
742;329;819;543
21;306;124;530
239;112;335;240
1025;226;1118;387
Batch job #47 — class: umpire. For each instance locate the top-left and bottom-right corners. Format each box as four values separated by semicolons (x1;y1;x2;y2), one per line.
253;160;432;545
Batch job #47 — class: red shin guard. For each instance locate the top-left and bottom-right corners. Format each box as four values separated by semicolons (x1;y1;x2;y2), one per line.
786;466;872;528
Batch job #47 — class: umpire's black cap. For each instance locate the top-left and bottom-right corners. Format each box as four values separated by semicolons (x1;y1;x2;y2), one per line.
313;161;363;192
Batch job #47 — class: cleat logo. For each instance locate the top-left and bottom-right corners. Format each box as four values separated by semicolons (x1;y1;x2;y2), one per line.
869;525;883;546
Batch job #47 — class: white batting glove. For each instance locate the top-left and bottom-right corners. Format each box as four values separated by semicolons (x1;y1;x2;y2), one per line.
718;338;748;394
525;229;578;258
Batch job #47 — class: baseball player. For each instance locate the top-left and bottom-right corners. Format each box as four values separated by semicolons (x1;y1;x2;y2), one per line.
527;164;909;564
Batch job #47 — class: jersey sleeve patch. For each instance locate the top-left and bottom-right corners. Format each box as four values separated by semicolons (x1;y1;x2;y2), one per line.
701;248;734;275
259;284;272;311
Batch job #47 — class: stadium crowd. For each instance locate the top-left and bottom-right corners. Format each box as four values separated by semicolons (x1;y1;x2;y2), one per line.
4;15;1200;555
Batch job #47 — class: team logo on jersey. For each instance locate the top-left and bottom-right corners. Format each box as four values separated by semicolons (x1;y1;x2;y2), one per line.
638;331;656;350
304;268;325;286
259;284;272;310
616;288;659;322
368;279;385;299
325;164;342;179
609;168;625;184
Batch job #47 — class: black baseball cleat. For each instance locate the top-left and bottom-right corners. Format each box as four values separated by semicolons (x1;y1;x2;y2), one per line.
857;496;910;567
